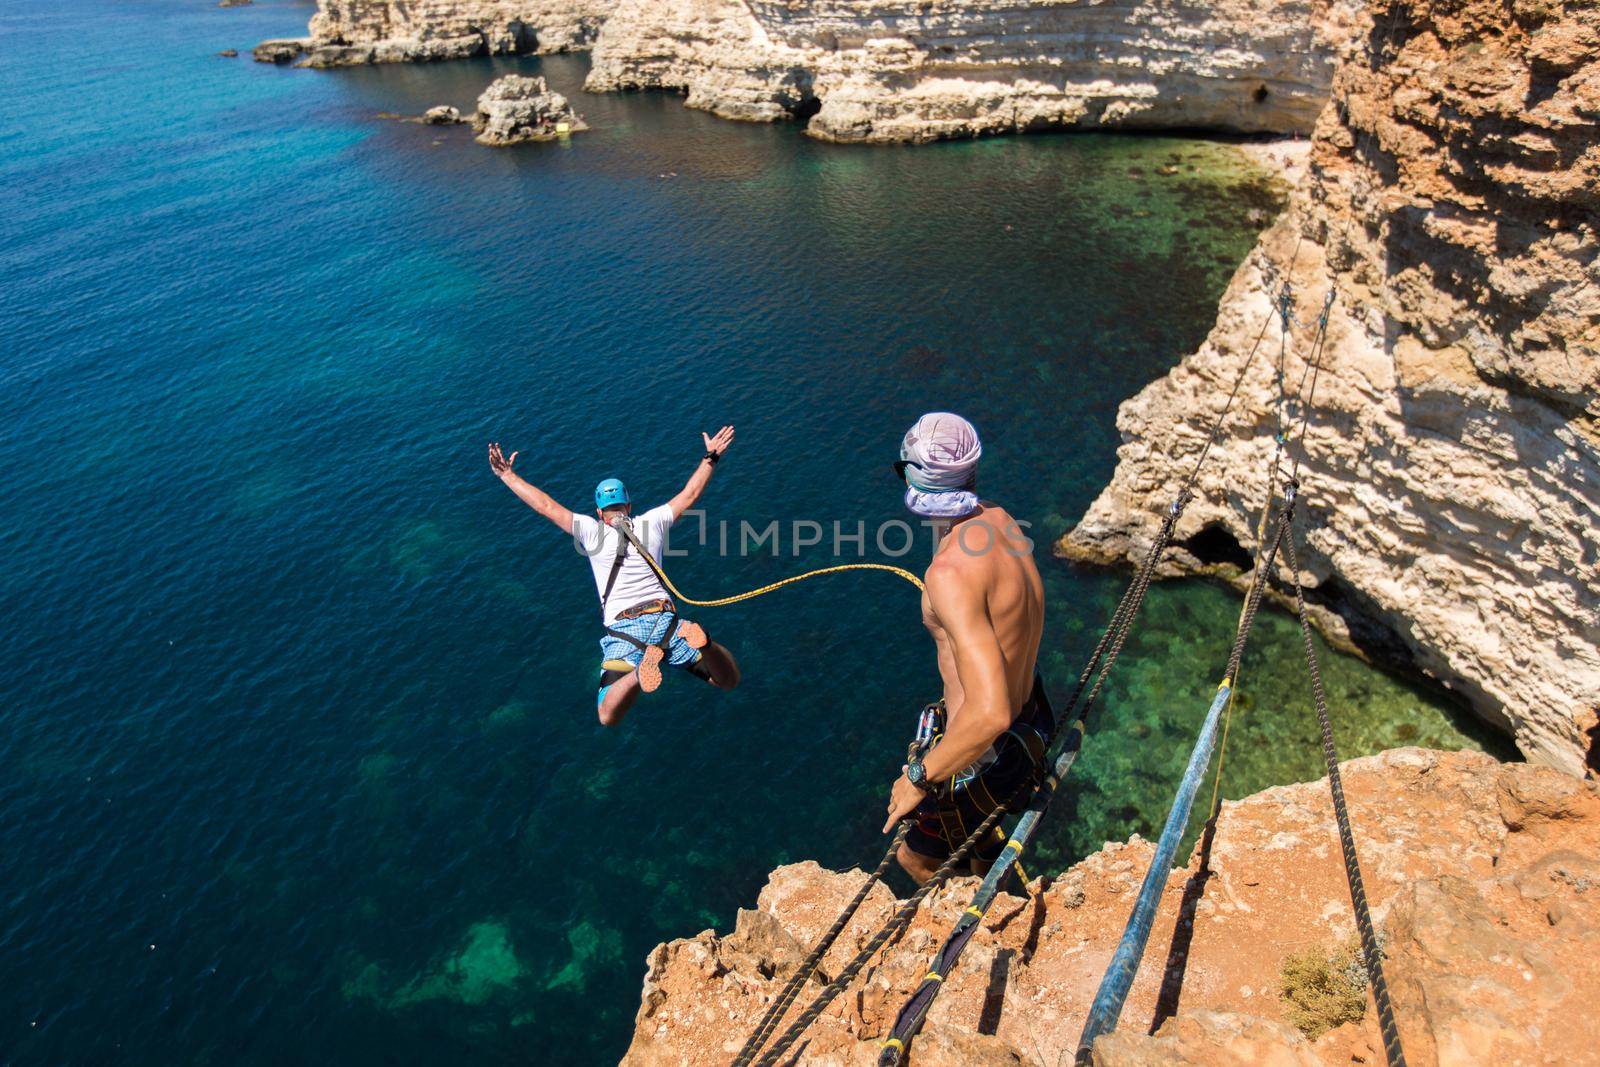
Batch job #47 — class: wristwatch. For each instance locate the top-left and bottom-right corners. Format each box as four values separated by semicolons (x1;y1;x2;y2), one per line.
905;755;931;793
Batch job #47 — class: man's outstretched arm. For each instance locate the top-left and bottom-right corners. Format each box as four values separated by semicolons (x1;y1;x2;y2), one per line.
665;425;734;520
883;564;1010;831
489;442;574;533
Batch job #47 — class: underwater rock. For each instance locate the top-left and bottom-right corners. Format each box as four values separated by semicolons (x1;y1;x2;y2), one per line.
472;74;588;146
299;0;614;67
621;749;1600;1065
389;920;528;1007
586;0;1367;142
217;49;239;57
1061;0;1600;775
546;920;625;993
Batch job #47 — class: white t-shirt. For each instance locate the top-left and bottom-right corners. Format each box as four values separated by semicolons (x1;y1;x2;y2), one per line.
570;505;676;624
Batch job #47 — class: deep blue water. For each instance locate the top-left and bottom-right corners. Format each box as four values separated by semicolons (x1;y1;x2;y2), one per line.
0;1;1508;1063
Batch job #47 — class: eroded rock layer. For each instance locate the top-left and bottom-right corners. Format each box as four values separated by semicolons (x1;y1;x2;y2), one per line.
1062;0;1600;775
300;0;615;66
586;0;1367;142
623;749;1600;1065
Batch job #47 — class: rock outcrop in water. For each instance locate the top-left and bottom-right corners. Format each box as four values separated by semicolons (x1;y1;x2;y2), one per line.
1062;0;1600;776
473;75;589;144
423;105;466;125
252;38;310;64
284;0;615;66
622;749;1600;1064
586;0;1366;142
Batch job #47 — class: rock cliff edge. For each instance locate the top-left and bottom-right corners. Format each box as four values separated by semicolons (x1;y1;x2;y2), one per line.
622;749;1599;1065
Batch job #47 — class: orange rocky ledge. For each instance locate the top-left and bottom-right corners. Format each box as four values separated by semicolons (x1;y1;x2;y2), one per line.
622;749;1600;1066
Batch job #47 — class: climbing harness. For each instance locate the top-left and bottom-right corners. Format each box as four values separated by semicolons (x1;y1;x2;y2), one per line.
908;684;1052;847
592;514;924;694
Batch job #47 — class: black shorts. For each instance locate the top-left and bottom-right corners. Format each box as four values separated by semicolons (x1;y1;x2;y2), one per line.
904;676;1054;866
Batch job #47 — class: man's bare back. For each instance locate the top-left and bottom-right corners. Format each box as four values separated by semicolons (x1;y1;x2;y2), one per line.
922;502;1043;725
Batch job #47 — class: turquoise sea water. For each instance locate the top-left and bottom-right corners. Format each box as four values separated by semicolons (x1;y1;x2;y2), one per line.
0;1;1510;1062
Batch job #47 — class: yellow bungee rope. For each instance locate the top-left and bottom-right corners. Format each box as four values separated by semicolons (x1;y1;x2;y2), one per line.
619;525;925;607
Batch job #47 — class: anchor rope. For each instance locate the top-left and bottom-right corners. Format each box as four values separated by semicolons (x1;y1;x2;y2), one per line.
1282;501;1407;1067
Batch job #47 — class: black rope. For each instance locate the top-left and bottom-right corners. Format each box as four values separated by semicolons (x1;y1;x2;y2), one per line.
751;800;1015;1067
731;825;909;1066
1281;495;1407;1067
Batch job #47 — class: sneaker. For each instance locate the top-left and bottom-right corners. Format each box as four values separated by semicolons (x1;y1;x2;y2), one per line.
677;620;708;650
637;644;665;692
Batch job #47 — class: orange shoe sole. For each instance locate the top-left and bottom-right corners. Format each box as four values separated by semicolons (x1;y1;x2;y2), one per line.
637;644;665;693
677;620;708;650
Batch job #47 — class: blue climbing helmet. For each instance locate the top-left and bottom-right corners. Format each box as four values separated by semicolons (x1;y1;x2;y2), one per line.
594;478;630;510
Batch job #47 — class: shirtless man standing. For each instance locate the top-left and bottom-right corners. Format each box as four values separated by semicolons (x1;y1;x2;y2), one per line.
881;413;1052;884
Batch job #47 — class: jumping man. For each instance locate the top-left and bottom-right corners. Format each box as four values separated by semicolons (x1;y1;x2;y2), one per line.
487;427;742;726
881;413;1052;883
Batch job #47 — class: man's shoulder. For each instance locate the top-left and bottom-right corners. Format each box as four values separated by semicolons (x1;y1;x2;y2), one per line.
924;549;987;602
569;512;603;549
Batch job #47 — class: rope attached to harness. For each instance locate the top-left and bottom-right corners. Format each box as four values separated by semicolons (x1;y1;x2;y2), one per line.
731;825;910;1067
612;520;924;606
877;718;1086;1064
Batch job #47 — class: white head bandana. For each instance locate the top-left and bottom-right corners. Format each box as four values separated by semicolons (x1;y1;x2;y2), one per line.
900;412;982;519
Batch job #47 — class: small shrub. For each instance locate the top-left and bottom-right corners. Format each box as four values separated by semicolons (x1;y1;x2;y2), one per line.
1279;936;1369;1038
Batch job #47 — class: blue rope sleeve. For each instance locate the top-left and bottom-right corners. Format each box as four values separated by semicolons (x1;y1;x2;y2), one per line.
1074;680;1233;1062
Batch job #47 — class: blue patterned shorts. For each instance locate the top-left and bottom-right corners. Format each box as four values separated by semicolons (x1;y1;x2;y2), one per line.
597;612;704;701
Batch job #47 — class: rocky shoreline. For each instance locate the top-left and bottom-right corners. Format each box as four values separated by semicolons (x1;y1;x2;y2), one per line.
1060;0;1600;776
258;0;1369;143
586;0;1367;143
621;749;1600;1064
258;0;614;67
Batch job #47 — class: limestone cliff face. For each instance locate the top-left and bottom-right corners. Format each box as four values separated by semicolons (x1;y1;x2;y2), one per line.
586;0;1366;142
623;749;1600;1065
300;0;615;66
1062;0;1600;775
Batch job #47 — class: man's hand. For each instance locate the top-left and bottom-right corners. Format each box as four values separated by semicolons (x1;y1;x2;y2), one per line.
668;426;734;520
883;768;927;833
488;442;519;480
702;425;734;458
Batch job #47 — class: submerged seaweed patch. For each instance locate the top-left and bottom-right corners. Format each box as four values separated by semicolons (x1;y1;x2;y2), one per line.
389;921;528;1008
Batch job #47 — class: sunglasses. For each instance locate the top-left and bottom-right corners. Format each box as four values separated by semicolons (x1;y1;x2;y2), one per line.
892;459;920;482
